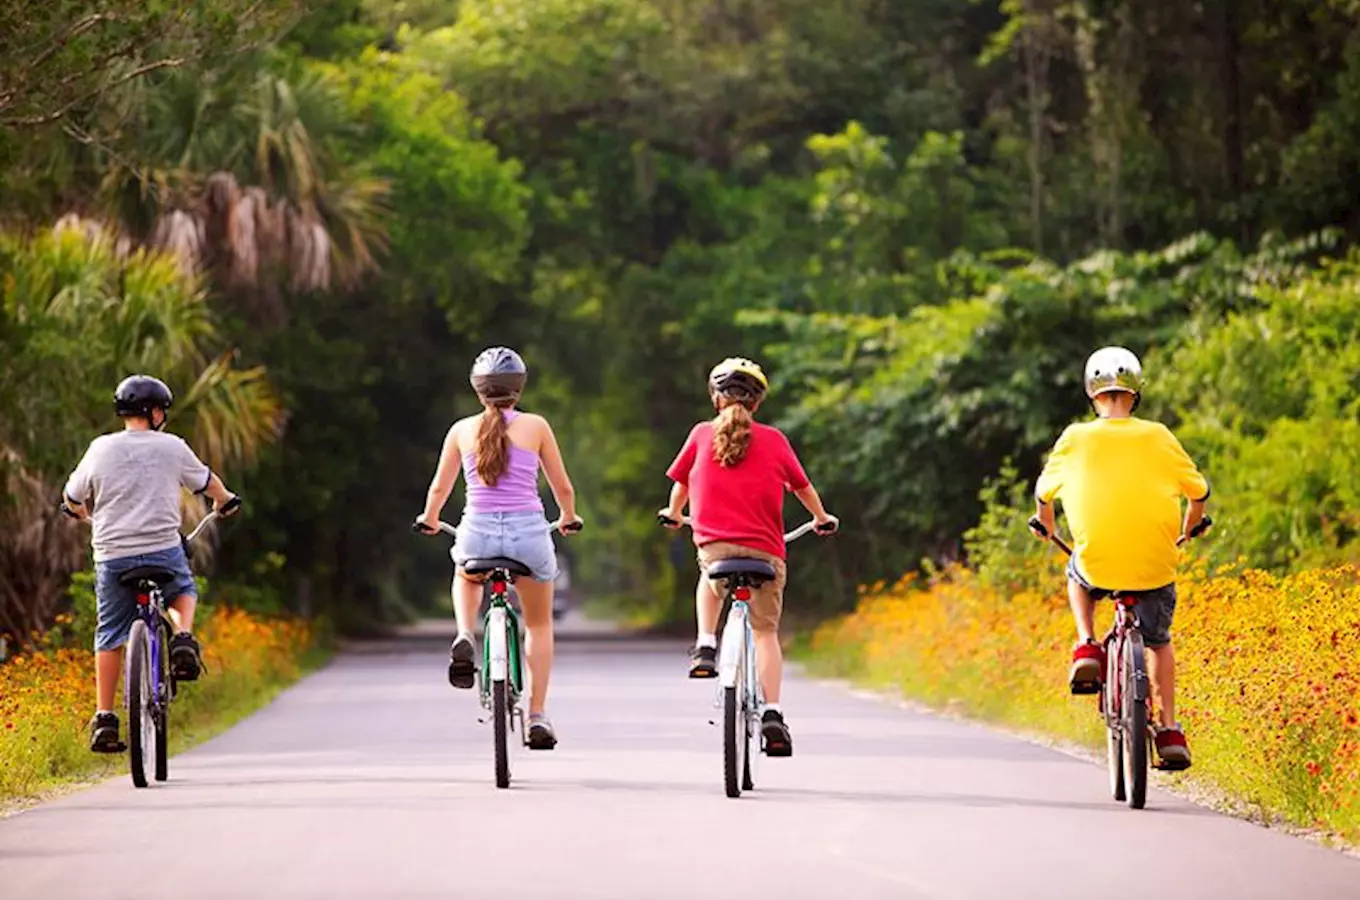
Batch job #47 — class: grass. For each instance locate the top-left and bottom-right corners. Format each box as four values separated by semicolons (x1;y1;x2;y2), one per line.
794;558;1360;846
1;606;325;807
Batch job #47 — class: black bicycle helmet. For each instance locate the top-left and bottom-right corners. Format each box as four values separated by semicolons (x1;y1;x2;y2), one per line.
114;375;174;419
470;346;527;401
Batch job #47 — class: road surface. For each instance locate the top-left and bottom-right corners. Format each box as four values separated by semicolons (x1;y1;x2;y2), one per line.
2;616;1358;900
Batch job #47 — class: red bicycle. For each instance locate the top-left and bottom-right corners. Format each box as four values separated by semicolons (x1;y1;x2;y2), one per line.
1028;515;1210;809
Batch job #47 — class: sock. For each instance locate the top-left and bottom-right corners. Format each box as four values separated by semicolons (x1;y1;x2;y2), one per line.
455;630;473;643
96;709;113;717
765;703;782;715
697;632;717;649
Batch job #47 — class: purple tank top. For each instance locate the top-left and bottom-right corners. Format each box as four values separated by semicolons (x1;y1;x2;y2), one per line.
462;411;544;514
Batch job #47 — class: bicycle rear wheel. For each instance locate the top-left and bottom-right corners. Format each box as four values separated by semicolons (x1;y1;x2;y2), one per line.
126;620;155;789
1122;633;1149;809
493;679;510;789
722;627;747;798
1102;639;1125;801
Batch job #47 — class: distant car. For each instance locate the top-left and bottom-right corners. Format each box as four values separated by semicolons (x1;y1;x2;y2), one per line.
553;552;571;620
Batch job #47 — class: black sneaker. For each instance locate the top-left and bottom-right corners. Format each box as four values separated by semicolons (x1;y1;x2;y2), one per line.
448;634;476;689
761;709;793;757
688;644;718;679
527;715;558;750
169;632;203;682
89;712;126;754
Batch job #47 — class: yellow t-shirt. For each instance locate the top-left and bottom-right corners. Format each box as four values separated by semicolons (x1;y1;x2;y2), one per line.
1035;417;1209;591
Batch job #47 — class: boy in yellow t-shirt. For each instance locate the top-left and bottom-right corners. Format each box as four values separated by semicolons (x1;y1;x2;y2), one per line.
1029;347;1210;770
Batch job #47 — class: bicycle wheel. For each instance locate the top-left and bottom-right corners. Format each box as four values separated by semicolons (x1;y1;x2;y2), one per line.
1122;633;1149;809
154;622;170;782
740;694;755;792
493;678;510;789
741;630;756;791
126;620;154;789
723;683;742;798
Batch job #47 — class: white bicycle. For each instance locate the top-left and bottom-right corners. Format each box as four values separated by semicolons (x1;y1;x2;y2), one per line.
659;515;835;797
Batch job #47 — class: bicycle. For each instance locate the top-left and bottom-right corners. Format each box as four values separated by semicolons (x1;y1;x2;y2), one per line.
415;517;582;789
1028;513;1210;809
658;515;835;798
120;497;241;788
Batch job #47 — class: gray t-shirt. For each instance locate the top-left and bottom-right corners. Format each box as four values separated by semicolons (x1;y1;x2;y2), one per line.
64;430;211;562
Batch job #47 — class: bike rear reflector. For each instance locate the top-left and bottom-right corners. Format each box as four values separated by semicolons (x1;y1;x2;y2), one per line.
491;581;508;595
734;586;752;601
136;594;150;606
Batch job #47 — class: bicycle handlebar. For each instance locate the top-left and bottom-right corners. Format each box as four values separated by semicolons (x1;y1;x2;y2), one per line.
183;496;243;544
657;514;838;543
412;517;584;538
1027;513;1212;558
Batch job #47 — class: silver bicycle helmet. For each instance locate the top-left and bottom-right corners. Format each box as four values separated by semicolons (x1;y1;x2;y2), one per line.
470;346;527;401
1084;347;1143;399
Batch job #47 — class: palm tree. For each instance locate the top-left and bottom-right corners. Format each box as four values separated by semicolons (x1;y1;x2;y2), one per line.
0;225;284;648
91;57;389;323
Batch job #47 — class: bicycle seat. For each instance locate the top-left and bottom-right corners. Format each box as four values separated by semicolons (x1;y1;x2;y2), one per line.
117;566;178;587
706;558;777;585
462;558;533;578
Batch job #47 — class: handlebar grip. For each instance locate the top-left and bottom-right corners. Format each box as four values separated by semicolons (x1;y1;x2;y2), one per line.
220;496;243;516
657;514;680;527
411;519;438;535
814;520;839;535
561;520;584;534
1188;514;1213;539
58;498;79;519
1027;515;1049;538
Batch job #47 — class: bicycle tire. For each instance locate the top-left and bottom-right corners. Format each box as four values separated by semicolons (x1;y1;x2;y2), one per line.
127;620;152;789
723;685;742;798
493;678;510;789
741;697;755;791
154;622;170;782
1102;640;1125;801
1123;633;1149;809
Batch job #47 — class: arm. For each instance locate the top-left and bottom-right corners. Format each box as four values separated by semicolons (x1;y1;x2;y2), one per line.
660;482;689;524
793;483;837;529
536;418;580;530
417;423;463;530
62;443;95;521
1166;425;1210;542
1030;427;1072;538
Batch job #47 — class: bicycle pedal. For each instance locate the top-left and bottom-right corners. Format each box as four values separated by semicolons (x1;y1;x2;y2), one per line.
1070;681;1101;696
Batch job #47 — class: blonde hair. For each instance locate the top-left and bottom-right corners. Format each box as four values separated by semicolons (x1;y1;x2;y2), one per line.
474;401;515;486
712;398;755;467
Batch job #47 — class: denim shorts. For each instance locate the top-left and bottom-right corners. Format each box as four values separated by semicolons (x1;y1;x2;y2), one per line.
1067;557;1177;648
94;544;196;652
452;511;558;583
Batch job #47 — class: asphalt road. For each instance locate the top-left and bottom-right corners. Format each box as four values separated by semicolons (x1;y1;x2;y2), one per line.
2;615;1358;900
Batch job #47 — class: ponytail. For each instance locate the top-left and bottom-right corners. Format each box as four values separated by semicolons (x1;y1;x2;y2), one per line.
475;404;512;486
712;402;754;467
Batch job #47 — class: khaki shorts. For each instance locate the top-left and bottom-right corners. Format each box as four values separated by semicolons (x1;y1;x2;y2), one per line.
697;541;787;632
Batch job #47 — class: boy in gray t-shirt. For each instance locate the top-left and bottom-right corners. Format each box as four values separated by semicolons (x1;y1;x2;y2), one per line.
63;375;240;753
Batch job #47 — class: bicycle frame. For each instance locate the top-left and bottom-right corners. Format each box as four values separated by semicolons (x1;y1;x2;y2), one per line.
480;576;526;711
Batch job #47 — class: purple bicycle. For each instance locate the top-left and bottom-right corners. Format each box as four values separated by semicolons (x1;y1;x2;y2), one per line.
120;497;240;787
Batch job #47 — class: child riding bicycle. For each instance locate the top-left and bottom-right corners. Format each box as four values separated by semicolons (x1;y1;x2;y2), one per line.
659;357;837;757
1029;347;1210;770
62;375;241;753
415;346;583;750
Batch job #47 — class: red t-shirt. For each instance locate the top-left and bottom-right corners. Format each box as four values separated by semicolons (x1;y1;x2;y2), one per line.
666;421;812;560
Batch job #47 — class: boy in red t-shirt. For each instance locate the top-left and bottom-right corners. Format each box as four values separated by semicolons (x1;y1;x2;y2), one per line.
660;357;837;756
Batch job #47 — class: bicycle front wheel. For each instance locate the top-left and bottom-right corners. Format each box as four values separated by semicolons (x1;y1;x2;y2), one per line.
126;620;155;789
1122;633;1149;809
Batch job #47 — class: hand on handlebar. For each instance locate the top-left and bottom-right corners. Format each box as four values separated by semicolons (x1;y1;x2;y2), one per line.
557;514;585;535
1177;514;1213;546
412;516;439;535
657;508;685;529
216;495;243;518
813;514;839;535
1027;515;1050;539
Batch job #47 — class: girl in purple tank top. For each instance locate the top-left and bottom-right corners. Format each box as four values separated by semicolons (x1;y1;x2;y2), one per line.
415;347;583;750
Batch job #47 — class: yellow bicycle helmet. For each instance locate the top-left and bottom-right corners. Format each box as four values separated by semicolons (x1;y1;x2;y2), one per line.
708;357;769;398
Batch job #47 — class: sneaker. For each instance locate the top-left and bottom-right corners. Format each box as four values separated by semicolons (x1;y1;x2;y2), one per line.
1069;639;1104;695
169;632;204;682
448;634;476;689
527;714;557;751
88;712;126;754
1155;724;1192;770
761;709;793;757
688;644;718;679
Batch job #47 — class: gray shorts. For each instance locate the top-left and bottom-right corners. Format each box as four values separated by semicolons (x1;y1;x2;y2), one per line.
1067;557;1176;648
452;511;558;582
94;544;197;651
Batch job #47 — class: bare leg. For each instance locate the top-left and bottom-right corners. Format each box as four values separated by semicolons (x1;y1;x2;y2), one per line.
452;573;482;635
168;594;197;633
514;579;555;716
1148;643;1177;728
695;574;720;639
754;629;783;704
1067;579;1095;642
96;649;123;710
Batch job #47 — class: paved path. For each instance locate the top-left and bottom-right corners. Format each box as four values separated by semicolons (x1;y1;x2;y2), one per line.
2;618;1358;899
